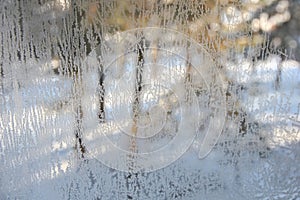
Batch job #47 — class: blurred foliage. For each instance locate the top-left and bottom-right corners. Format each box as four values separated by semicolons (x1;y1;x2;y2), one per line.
78;0;298;61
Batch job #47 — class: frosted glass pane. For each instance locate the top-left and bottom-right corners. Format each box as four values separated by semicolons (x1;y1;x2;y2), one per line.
0;0;299;199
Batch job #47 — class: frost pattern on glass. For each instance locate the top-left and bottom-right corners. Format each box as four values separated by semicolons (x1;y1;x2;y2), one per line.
0;0;299;199
83;27;226;172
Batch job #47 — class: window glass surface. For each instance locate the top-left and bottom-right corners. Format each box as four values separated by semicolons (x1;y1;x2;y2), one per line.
0;1;299;199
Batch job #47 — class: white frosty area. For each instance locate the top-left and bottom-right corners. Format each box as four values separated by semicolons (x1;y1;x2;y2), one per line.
83;28;227;172
1;0;299;198
0;53;299;199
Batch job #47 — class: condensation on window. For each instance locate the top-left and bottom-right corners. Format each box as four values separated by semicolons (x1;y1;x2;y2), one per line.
0;0;299;199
